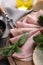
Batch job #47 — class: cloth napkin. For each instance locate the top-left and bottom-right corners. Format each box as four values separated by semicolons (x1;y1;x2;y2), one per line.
0;0;37;23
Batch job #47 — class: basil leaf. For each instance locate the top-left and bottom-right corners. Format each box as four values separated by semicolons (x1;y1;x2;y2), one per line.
17;32;28;47
0;45;15;56
33;35;43;45
7;45;15;56
15;46;22;53
37;44;43;50
0;32;28;56
38;14;43;26
0;47;11;56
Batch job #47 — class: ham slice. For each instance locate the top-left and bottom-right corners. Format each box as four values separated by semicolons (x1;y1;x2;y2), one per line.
16;21;41;28
26;10;43;24
35;10;43;17
10;29;40;44
10;34;23;44
12;31;41;59
26;15;38;25
10;28;38;37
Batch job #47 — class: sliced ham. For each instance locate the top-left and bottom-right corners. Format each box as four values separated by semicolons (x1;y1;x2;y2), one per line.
10;34;23;44
16;21;41;28
27;10;43;24
10;29;40;44
35;10;43;17
10;28;38;37
12;30;41;59
27;15;38;25
20;10;43;25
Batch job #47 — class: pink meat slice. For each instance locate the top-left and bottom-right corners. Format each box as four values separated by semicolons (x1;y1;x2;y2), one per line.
35;10;43;17
27;15;38;24
26;10;43;24
16;21;41;28
10;29;40;44
10;34;23;44
12;30;41;59
10;28;38;37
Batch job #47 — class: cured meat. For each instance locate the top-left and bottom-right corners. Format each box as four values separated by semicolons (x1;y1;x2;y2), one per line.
25;10;43;25
10;34;23;43
35;10;43;17
12;31;41;59
10;10;43;59
16;21;41;28
27;14;38;25
10;28;38;37
10;29;40;44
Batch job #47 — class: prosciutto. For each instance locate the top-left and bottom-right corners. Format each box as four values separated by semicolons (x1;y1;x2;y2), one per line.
16;21;41;28
12;31;41;59
27;10;43;24
10;28;39;37
10;29;40;44
10;10;43;59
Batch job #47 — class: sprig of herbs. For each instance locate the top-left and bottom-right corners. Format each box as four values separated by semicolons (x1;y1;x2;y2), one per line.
0;32;28;56
33;35;43;45
33;34;43;50
37;44;43;50
16;32;28;47
38;14;43;26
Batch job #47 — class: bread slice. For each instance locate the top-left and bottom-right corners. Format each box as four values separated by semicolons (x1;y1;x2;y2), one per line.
33;47;43;65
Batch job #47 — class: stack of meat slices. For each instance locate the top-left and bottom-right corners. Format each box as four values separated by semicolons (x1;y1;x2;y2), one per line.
10;10;43;61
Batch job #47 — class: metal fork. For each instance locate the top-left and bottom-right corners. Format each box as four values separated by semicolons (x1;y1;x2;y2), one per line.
0;5;16;29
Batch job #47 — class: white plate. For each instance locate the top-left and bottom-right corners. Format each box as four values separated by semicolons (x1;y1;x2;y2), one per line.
33;47;43;65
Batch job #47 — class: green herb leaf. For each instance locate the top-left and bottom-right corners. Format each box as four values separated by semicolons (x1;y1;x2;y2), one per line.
38;14;43;26
15;46;22;53
33;35;43;45
0;32;28;56
0;45;15;56
17;32;28;47
0;47;11;56
38;44;43;50
7;45;15;56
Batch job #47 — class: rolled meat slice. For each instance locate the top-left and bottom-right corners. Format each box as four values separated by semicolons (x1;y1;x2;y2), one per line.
26;10;43;24
12;30;41;59
10;29;40;44
27;15;37;25
35;10;43;17
16;21;41;28
10;34;23;44
10;28;38;37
